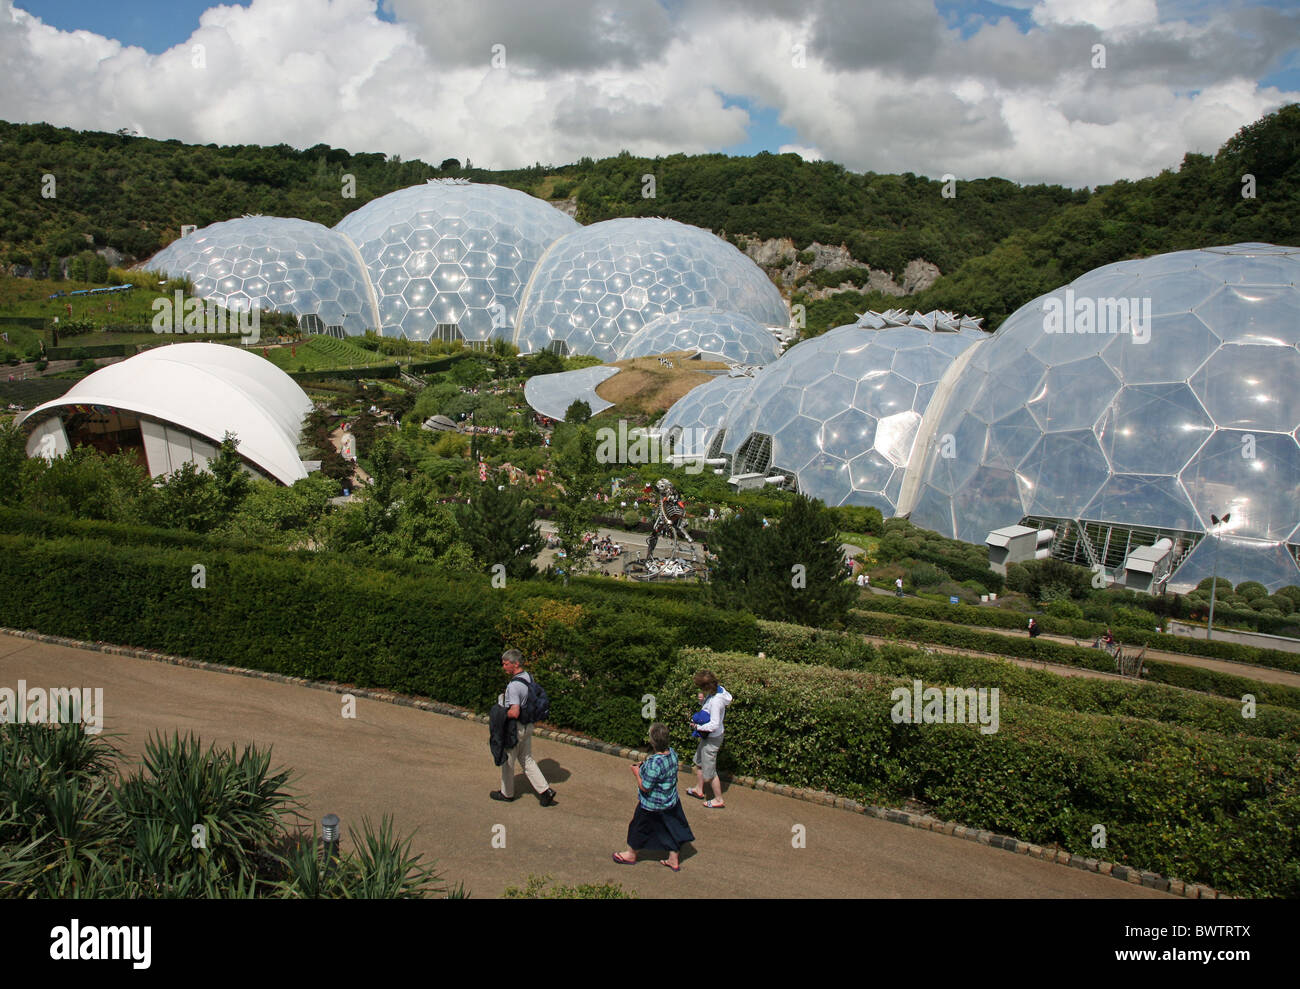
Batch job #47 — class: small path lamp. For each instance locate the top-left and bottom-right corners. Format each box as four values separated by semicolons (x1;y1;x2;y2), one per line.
321;813;340;873
1206;513;1230;641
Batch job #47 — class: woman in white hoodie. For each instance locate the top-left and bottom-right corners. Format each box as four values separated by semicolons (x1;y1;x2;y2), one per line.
685;669;732;808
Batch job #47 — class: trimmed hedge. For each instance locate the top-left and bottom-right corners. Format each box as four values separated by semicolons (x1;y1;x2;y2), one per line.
662;649;1300;898
0;506;267;553
755;620;1300;743
0;533;757;748
846;609;1300;712
854;594;1300;674
44;343;136;359
289;365;399;383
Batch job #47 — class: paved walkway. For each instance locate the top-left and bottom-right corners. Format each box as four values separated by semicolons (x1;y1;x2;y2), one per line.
0;631;1170;899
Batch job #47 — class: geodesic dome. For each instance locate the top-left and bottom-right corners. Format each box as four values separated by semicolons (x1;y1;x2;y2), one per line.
146;216;379;335
335;180;578;344
616;307;781;366
906;243;1300;590
659;374;754;458
720;311;986;512
514;217;788;361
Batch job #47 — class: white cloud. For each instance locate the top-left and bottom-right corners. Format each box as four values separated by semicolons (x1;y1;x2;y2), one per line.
778;144;823;161
0;0;1295;188
1031;0;1159;31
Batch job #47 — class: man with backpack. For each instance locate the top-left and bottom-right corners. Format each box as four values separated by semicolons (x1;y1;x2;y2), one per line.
491;649;558;807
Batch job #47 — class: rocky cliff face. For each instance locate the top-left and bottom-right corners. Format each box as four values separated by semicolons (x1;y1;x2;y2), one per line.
738;235;940;300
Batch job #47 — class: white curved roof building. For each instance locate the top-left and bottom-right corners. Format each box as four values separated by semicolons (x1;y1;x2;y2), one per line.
20;343;313;486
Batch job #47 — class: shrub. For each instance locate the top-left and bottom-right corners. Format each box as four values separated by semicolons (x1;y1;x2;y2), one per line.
1236;581;1269;602
0;724;456;898
503;874;633;898
907;561;948;588
1045;599;1083;620
662;648;1300;897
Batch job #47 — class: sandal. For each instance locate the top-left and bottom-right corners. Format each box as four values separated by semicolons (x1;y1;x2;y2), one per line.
703;799;725;809
686;788;706;799
612;852;636;865
661;859;681;872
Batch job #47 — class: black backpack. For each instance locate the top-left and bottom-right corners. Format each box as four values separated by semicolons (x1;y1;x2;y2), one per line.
511;674;550;725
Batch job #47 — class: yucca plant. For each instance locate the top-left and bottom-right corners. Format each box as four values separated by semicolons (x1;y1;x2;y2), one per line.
0;724;460;898
113;731;300;892
272;816;464;899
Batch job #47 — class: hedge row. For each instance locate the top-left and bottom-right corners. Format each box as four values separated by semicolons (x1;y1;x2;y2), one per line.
846;609;1300;712
853;594;1300;674
755;620;1300;743
0;506;267;553
663;649;1300;898
0;533;757;748
288;365;399;383
44;344;137;359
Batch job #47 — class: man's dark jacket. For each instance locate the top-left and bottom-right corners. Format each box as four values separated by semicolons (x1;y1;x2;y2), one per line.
489;703;518;766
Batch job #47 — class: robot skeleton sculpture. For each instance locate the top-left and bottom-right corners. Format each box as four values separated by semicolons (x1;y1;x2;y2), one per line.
627;479;705;581
645;479;693;558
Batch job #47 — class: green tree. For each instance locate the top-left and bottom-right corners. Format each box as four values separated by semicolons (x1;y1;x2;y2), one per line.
709;495;854;627
370;474;475;568
348;432;407;545
550;421;601;575
209;432;251;519
458;481;541;580
147;461;223;532
450;358;489;387
225;473;340;548
524;350;564;377
20;447;150;522
0;419;27;506
564;399;592;424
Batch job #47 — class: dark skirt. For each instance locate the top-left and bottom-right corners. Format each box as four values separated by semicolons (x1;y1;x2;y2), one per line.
627;798;695;852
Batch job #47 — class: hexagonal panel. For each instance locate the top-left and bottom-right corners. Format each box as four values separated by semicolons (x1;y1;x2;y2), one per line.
1194;284;1300;346
1181;429;1300;541
1190;343;1300;432
1096;383;1214;475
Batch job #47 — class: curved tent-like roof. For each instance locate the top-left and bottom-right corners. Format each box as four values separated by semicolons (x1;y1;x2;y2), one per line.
20;343;312;485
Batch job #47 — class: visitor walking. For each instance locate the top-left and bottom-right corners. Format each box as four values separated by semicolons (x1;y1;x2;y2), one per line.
612;723;694;871
490;649;557;806
895;576;904;597
685;670;732;809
